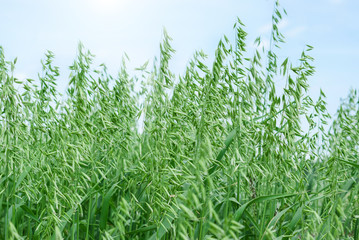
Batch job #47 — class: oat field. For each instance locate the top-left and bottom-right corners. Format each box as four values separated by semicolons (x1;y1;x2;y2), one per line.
0;1;358;239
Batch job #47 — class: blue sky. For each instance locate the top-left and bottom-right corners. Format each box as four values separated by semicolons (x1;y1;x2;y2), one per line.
1;0;358;116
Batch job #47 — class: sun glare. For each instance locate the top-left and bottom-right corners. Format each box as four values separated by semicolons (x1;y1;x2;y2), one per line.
88;0;125;14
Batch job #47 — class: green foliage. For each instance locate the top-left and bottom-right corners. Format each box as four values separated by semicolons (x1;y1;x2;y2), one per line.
0;1;358;239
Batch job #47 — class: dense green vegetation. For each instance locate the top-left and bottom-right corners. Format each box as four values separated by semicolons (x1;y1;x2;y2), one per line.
1;2;359;239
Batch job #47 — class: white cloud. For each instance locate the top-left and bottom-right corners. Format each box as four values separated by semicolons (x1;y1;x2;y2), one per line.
278;19;289;30
258;19;289;35
14;73;28;81
285;26;306;38
252;38;270;50
258;23;272;34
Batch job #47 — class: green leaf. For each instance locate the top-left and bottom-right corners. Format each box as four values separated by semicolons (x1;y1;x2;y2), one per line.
234;193;298;221
148;206;179;240
287;205;303;230
100;184;117;230
209;128;237;175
